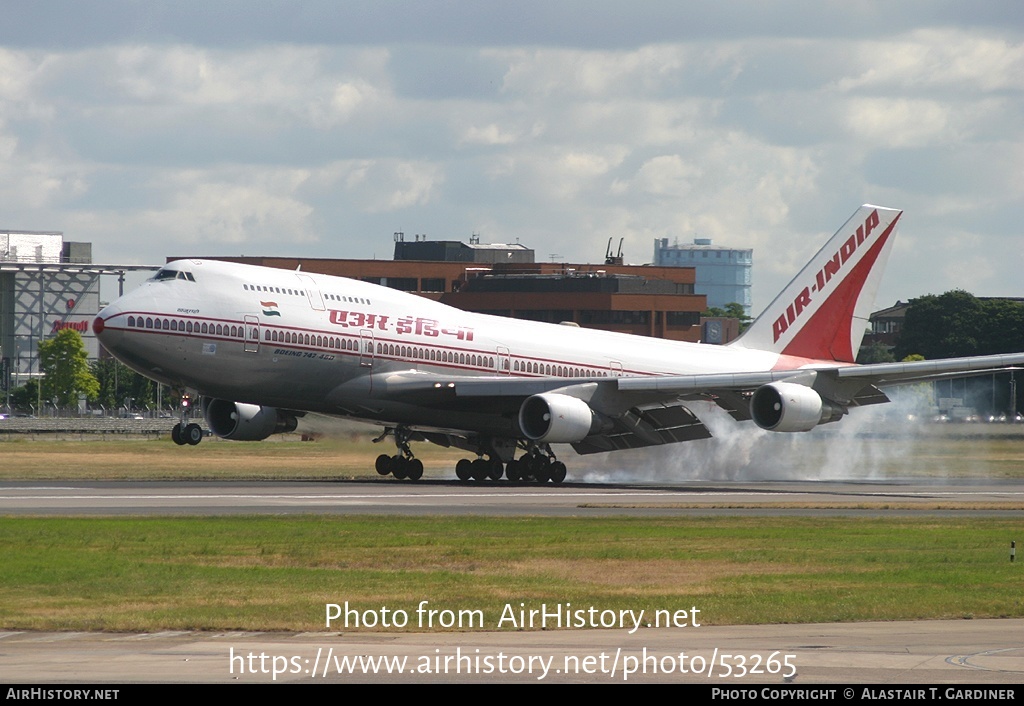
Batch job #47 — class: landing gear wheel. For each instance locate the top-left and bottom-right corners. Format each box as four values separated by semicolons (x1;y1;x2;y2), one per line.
184;423;203;446
375;454;392;476
470;458;489;481
455;458;473;482
407;458;424;481
522;454;545;482
392;455;408;480
534;461;550;483
505;459;521;482
171;423;186;446
549;461;567;484
487;458;504;481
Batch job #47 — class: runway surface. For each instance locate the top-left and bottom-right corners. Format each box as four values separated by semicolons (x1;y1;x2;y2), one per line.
1;478;1023;516
3;620;1023;683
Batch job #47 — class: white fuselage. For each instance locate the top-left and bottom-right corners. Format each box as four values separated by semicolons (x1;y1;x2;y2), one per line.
96;259;791;432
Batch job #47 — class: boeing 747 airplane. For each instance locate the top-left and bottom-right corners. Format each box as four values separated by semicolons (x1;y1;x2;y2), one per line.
93;205;1024;482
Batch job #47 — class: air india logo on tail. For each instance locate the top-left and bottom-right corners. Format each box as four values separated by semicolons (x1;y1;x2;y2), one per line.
261;301;281;317
771;209;881;343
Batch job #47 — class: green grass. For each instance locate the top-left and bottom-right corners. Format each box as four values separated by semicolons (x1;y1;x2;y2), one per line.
0;436;463;480
3;427;1024;480
1;516;1021;631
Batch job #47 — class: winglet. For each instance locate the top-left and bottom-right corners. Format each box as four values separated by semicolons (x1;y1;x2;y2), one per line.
730;205;902;363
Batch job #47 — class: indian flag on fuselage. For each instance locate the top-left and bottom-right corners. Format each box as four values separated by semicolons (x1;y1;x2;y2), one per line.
260;301;281;317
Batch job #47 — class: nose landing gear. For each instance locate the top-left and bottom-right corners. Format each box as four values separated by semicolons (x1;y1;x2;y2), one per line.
171;394;204;446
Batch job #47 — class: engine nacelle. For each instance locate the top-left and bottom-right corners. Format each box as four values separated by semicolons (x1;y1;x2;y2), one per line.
519;393;600;443
203;398;298;441
749;382;845;432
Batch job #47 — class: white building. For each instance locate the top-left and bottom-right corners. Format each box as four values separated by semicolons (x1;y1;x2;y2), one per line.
653;237;753;315
0;231;101;393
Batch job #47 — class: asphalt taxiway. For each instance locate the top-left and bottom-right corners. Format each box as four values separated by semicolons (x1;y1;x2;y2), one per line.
3;620;1023;683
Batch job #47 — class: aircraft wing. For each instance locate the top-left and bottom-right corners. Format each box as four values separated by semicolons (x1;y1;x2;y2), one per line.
355;369;803;455
615;352;1024;427
615;353;1024;394
337;352;1024;457
376;351;1024;455
829;352;1024;385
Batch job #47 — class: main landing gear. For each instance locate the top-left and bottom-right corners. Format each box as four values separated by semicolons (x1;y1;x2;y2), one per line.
499;445;567;484
454;443;566;484
454;456;504;482
171;393;204;446
371;429;566;484
373;426;424;481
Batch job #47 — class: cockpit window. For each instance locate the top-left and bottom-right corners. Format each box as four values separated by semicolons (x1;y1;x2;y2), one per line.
152;268;196;282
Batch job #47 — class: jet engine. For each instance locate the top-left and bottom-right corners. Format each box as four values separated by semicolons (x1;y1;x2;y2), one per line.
749;382;845;432
202;398;298;441
518;393;602;443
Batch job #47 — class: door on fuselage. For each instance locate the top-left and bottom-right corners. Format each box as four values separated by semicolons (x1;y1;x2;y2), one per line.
244;315;260;353
295;274;325;311
360;329;374;368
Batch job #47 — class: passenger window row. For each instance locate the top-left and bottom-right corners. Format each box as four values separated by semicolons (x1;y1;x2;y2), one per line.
126;316;244;338
243;283;371;307
125;315;609;377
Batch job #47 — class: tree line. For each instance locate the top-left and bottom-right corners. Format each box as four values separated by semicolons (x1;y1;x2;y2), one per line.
894;290;1024;360
891;291;1023;415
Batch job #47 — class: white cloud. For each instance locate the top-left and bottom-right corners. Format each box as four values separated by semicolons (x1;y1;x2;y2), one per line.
0;49;37;102
631;154;702;196
322;159;444;214
0;131;91;210
377;162;443;211
12;44;392;138
307;79;384;128
841;97;950;148
0;9;1019;311
836;29;1024;93
168;177;315;244
58;167;316;259
504;146;629;202
459;123;520;146
495;45;689;98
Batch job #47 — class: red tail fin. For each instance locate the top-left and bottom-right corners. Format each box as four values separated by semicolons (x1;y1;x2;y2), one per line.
730;205;902;362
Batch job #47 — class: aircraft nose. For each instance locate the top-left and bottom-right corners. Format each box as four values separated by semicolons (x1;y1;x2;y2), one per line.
94;301;124;348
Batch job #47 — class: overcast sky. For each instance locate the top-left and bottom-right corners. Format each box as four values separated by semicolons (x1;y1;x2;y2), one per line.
2;1;1021;312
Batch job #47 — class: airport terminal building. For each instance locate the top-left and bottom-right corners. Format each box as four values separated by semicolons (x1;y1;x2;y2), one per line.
0;231;104;393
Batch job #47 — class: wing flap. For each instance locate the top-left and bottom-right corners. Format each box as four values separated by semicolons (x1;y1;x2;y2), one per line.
571;402;711;455
706;389;753;421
